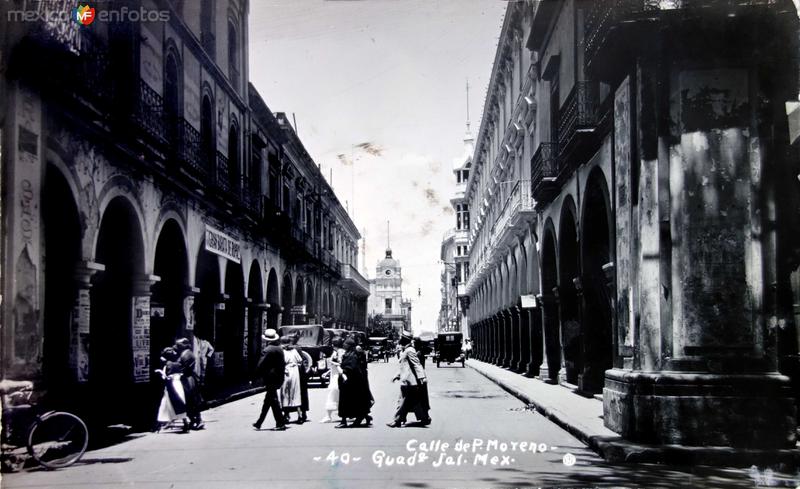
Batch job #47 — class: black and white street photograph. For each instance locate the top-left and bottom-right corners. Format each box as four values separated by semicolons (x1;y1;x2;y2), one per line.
2;0;800;487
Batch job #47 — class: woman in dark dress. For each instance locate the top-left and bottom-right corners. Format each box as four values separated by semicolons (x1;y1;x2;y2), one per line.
336;339;372;428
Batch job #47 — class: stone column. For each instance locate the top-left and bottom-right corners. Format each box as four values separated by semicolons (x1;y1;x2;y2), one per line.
491;314;501;365
131;274;160;384
603;41;798;451
511;306;522;372
538;293;559;384
69;261;105;383
499;312;509;367
525;306;542;378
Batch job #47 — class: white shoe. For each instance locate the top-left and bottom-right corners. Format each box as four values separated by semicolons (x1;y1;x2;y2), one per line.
319;416;332;423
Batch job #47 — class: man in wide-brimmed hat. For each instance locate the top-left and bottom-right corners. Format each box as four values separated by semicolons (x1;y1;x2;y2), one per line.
387;330;430;427
252;329;287;431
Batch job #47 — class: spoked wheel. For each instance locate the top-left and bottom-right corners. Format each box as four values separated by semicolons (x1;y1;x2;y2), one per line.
27;412;88;469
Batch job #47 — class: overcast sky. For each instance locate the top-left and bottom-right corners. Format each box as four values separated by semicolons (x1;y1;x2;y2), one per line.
248;0;507;333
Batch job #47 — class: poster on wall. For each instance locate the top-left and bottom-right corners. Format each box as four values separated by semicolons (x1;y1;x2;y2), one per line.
131;296;150;383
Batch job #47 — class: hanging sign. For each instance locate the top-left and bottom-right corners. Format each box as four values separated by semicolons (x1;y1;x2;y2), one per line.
205;225;241;263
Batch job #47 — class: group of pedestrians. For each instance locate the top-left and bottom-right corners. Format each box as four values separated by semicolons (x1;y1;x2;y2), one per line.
252;328;430;431
155;337;204;432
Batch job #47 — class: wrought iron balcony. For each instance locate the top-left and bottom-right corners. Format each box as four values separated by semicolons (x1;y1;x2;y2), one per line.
493;180;535;245
558;81;600;174
340;263;370;297
133;80;166;144
584;0;779;76
531;143;560;207
214;152;231;193
176;120;206;180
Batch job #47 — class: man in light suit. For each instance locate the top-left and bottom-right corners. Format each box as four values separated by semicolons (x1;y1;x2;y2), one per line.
387;331;431;427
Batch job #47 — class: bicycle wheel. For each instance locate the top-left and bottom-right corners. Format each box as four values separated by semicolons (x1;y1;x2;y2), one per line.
27;411;88;469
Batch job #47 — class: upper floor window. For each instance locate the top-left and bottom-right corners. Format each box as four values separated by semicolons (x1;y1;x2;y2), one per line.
200;95;215;171
201;0;215;60
228;122;240;190
164;52;182;144
228;20;239;89
456;204;470;231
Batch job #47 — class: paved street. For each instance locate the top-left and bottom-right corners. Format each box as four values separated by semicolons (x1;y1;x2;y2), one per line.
3;361;770;489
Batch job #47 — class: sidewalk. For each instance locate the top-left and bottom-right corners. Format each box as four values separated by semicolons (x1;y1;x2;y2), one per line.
467;359;800;468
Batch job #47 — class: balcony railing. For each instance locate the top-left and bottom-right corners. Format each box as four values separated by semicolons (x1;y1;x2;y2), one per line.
176;120;206;180
494;180;535;238
531;142;560;206
340;263;370;296
558;82;599;150
133;80;166;144
214;152;231;193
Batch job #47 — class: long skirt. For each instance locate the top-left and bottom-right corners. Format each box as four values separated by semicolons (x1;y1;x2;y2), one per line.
157;374;187;423
324;372;340;411
281;365;302;409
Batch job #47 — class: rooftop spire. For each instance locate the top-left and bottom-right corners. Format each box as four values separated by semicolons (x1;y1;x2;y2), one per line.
386;220;392;258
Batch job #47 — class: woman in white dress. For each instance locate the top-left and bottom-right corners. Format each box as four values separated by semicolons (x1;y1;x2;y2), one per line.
320;337;344;423
155;347;189;431
280;336;303;422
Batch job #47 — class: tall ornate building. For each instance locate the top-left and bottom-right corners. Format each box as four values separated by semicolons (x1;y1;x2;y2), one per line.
368;244;410;335
464;0;800;460
439;119;473;334
0;0;369;429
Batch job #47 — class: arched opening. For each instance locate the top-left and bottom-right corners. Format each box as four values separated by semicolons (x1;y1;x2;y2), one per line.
580;171;614;394
90;196;145;425
247;262;263;374
194;248;220;391
306;280;314;322
541;227;560;382
42;164;81;399
223;261;245;381
294;276;305;325
266;268;280;330
559;205;582;386
151;219;189;386
281;273;293;327
201;94;215;174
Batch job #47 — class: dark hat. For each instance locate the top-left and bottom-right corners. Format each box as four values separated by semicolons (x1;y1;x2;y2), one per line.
343;338;356;349
280;336;293;345
401;330;413;341
175;338;191;350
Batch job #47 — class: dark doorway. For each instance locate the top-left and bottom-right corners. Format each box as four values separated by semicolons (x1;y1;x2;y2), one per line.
151;219;188;380
223;261;245;381
247;262;263;374
266;269;280;330
195;248;220;391
42;164;81;400
580;171;614;394
559;207;583;385
90;197;145;426
541;228;560;382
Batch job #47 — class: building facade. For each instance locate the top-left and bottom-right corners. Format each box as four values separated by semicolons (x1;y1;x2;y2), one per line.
0;0;368;429
368;247;411;335
464;0;800;455
439;124;474;334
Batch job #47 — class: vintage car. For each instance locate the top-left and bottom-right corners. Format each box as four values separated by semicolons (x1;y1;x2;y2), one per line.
434;332;465;368
278;325;330;387
367;337;390;362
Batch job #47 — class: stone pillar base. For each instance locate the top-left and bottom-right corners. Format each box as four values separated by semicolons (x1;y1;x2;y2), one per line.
537;365;558;384
603;369;797;449
524;361;539;378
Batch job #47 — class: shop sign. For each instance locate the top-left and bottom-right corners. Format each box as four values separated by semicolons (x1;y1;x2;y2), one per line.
291;305;306;315
204;225;241;263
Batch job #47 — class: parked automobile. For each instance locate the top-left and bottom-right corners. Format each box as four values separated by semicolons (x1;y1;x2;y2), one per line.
278;325;330;386
367;337;390;362
434;332;465;368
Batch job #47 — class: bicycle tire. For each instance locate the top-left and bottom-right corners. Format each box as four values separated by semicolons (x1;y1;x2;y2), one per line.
27;411;88;469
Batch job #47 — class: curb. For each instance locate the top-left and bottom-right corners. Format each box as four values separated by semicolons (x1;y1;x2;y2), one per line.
205;386;266;409
468;360;800;468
